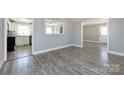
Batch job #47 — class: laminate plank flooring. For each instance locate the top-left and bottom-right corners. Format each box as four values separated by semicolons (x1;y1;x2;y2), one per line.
1;42;124;75
7;45;32;61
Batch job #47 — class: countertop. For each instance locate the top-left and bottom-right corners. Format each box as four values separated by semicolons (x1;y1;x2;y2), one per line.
8;36;32;37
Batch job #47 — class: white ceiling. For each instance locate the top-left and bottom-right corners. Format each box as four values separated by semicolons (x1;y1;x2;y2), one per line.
9;18;108;24
48;18;88;21
45;19;64;26
57;18;84;21
48;18;108;25
82;18;108;25
9;18;32;24
48;18;108;22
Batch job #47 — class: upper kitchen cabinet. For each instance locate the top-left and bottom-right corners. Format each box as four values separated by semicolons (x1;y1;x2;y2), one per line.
9;22;17;31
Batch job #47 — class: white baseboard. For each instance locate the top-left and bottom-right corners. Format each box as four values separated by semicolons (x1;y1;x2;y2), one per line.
71;44;83;48
33;44;72;55
84;40;107;44
33;44;83;55
108;51;124;56
83;40;99;43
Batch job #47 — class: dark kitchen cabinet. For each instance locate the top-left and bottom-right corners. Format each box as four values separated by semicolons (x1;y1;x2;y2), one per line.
29;36;32;45
7;37;15;51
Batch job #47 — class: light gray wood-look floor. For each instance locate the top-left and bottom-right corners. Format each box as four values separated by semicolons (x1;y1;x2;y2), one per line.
7;45;32;61
1;42;124;75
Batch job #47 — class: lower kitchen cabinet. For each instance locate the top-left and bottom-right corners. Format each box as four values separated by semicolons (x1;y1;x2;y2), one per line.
16;36;29;46
7;37;15;51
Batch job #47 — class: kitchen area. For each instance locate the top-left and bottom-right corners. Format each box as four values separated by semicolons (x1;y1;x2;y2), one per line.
7;18;32;60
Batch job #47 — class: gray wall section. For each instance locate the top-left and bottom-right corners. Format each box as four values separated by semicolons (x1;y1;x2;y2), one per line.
83;24;99;41
0;18;82;61
72;21;82;45
0;19;4;62
33;18;74;53
109;18;124;53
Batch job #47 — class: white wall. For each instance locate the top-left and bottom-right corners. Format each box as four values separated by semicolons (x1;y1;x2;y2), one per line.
83;18;108;25
109;18;124;54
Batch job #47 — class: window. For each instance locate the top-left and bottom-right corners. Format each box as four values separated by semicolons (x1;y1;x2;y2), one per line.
100;26;108;35
46;26;53;34
45;20;64;34
18;25;30;36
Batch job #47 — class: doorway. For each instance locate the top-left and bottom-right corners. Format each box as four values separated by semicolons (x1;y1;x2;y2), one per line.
81;18;109;52
99;25;108;43
5;18;33;61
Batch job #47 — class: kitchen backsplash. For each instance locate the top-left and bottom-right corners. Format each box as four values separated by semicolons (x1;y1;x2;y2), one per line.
8;31;17;36
8;31;32;37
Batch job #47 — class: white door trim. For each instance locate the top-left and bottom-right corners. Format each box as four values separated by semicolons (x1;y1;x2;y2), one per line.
4;18;34;62
4;19;7;62
82;19;109;52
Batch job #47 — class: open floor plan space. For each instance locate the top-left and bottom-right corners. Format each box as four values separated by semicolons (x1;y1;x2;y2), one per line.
0;42;124;75
0;18;124;75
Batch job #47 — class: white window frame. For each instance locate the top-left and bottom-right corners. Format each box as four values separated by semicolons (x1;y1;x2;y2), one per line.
17;24;31;36
100;25;108;36
45;20;64;35
46;26;53;34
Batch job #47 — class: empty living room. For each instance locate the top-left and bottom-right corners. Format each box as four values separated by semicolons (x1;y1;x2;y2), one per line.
0;18;124;75
1;1;124;93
